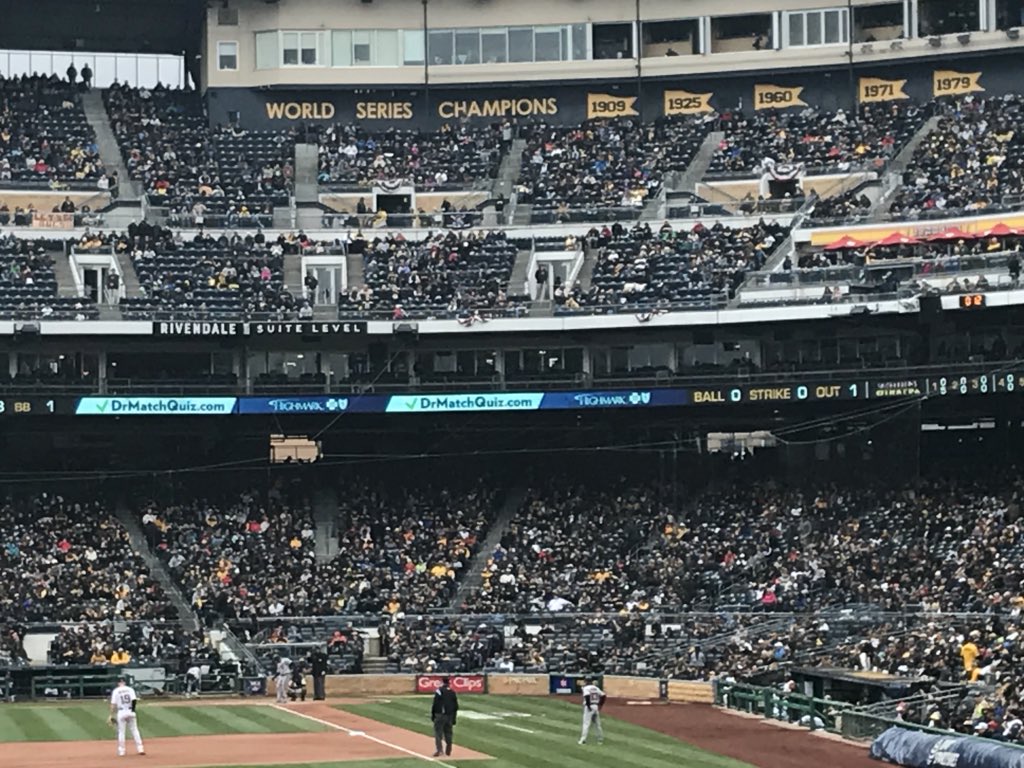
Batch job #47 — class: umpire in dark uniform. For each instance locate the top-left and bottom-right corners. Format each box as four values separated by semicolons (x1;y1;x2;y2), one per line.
430;677;458;757
308;648;328;700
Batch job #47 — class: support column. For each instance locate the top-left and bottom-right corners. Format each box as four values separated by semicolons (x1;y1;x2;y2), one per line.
97;350;107;394
698;16;708;55
772;12;782;49
982;0;997;31
905;0;919;38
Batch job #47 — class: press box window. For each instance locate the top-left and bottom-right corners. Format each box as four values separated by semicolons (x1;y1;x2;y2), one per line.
282;32;320;66
217;41;238;71
784;8;849;47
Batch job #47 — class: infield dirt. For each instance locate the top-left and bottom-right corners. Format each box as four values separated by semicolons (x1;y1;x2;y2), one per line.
603;700;878;768
9;702;489;768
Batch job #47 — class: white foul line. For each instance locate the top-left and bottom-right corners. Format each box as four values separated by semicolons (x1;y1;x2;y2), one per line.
271;704;458;768
495;723;535;734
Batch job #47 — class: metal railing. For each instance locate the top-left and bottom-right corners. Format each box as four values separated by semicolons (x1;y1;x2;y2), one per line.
715;680;852;730
9;358;1024;397
318;210;487;230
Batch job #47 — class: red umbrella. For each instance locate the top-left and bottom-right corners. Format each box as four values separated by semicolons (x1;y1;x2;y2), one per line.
980;222;1019;237
823;235;867;251
874;232;921;247
926;226;976;242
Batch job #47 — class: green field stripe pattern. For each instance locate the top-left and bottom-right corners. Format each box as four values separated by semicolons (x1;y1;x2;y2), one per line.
343;695;754;768
0;704;329;742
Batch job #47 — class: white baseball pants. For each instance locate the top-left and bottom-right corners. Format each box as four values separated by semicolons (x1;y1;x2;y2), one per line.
117;710;144;755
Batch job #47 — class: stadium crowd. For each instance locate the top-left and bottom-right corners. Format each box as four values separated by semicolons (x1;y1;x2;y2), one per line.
0;493;173;623
341;229;524;318
105;83;293;226
710;102;927;176
558;219;787;312
317;123;503;189
0;74;104;185
140;479;495;622
889;94;1024;219
516;117;710;222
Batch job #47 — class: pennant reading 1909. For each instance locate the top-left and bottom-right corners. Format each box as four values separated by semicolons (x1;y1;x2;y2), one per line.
586;93;639;119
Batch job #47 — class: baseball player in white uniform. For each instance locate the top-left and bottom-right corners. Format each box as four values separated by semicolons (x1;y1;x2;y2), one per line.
185;665;202;699
108;677;145;756
578;679;606;745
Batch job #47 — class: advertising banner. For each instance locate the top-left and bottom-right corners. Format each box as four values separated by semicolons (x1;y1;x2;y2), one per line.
549;674;603;695
415;675;486;695
76;397;237;416
152;321;367;337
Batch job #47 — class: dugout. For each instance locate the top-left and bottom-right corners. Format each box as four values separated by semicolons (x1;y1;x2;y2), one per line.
791;666;933;705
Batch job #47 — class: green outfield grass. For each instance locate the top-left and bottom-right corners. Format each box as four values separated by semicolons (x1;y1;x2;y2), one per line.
0;703;329;742
342;695;754;768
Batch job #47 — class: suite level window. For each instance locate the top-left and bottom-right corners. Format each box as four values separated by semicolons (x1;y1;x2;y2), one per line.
217;41;238;70
425;24;580;65
784;8;849;46
282;32;320;66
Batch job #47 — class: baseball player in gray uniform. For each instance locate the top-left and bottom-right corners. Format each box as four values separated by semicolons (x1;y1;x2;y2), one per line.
578;679;606;745
274;657;291;704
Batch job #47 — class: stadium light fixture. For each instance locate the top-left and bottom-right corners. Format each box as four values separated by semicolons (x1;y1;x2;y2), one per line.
928;36;942;47
1008;28;1021;40
957;33;970;45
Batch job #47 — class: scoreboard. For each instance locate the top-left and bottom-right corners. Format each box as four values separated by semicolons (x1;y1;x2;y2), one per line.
1;367;1021;416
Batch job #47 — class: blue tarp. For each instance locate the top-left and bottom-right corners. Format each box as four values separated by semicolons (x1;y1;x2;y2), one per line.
870;726;1024;768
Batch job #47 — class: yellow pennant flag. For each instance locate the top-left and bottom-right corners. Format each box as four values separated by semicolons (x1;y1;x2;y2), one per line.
753;84;806;110
933;70;985;97
663;90;714;116
858;77;909;103
586;93;639;119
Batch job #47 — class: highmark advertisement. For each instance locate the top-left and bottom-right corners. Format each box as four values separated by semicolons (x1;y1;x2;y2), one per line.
74;390;687;416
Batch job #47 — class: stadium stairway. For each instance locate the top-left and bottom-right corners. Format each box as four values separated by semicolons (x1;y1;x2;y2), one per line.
508;246;533;299
493;137;526;200
450;486;527;610
673;130;724;196
81;90;138;201
52;252;82;298
313;486;340;564
511;199;533;226
114;504;201;633
292;143;321;233
293;143;319;204
870;114;941;216
573;240;598;294
346;250;365;292
284;251;304;300
113;249;143;298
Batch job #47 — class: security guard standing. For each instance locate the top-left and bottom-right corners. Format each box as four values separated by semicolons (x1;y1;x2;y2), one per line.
308;648;328;701
430;678;459;757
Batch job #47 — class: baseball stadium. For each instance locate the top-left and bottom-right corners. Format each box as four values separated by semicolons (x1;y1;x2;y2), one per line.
3;0;1024;767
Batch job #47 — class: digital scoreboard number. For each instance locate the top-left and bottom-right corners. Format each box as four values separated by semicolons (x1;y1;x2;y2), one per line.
959;294;987;309
0;398;59;414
